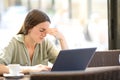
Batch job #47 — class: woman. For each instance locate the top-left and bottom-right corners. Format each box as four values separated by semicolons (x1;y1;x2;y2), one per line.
0;9;68;74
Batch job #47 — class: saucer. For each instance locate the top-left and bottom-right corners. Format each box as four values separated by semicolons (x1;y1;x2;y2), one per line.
3;73;24;79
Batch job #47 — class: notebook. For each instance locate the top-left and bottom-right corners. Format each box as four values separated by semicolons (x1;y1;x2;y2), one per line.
51;47;96;71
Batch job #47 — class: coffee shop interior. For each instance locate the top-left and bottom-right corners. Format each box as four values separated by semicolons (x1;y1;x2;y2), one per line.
0;0;109;51
0;0;120;80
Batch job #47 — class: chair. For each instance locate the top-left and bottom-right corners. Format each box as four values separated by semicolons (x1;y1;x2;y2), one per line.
88;50;120;67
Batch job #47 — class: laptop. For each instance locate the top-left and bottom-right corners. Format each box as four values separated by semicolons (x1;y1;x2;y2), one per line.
30;47;96;80
51;47;96;71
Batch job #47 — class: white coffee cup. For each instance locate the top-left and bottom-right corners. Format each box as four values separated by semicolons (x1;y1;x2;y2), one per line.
8;64;21;75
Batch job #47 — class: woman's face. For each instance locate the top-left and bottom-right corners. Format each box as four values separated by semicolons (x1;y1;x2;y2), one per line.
28;21;50;43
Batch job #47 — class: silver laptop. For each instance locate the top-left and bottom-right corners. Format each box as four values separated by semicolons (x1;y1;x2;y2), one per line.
51;47;96;71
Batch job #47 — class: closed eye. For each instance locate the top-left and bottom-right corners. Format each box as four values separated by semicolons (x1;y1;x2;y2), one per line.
40;29;45;32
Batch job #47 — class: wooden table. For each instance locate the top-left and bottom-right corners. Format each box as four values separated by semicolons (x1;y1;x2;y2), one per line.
0;75;30;80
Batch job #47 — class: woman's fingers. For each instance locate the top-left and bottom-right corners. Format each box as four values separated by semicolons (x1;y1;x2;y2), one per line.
46;28;63;39
33;64;52;72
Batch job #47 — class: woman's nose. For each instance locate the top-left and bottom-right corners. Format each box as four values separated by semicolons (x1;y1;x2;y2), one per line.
41;32;47;37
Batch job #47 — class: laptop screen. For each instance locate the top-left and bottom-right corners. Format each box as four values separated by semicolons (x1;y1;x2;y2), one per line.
51;47;96;71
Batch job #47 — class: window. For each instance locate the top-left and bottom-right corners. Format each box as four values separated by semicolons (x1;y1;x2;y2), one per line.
0;0;108;51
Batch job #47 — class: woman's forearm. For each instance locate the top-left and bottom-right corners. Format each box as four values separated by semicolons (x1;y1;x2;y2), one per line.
59;35;68;50
0;64;9;75
21;64;51;74
20;66;32;74
0;65;31;75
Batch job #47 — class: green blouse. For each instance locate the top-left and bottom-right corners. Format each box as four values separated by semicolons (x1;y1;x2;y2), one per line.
0;34;59;66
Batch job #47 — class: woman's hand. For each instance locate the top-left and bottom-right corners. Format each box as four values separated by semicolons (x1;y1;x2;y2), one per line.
21;64;52;74
47;28;68;49
47;28;64;40
30;64;52;72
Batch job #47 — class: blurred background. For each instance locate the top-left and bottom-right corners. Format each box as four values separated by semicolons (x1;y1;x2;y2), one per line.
0;0;108;51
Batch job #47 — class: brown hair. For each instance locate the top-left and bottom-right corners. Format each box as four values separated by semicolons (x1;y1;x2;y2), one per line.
17;9;51;35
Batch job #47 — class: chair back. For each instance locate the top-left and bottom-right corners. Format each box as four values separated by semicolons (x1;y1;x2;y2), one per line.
88;50;120;67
